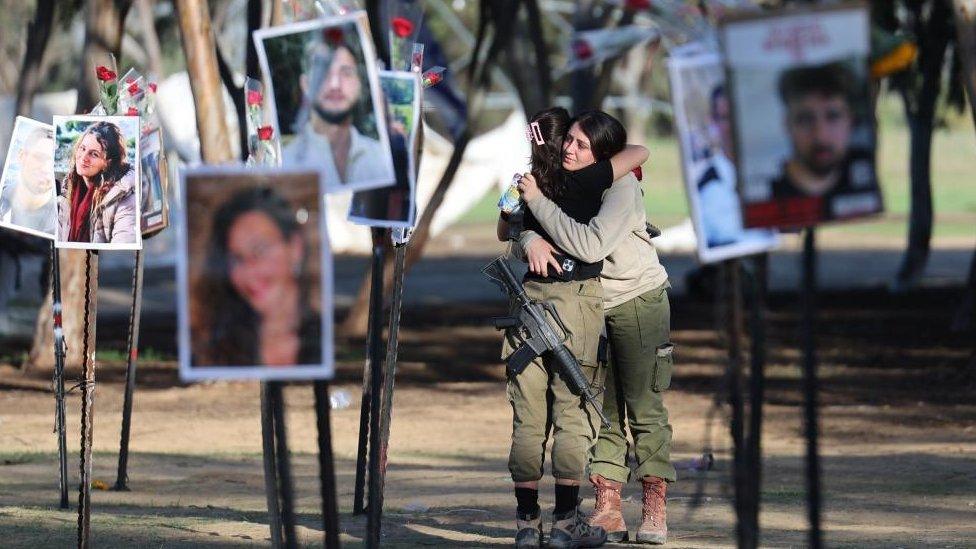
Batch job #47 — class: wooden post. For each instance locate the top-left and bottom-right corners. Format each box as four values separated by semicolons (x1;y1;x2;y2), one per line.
174;0;234;163
14;0;56;117
77;0;133;112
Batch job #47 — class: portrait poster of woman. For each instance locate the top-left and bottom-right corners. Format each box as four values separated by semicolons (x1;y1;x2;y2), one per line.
0;117;57;239
53;115;142;250
176;166;334;382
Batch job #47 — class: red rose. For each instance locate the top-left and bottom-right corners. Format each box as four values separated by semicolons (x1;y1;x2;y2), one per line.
422;69;443;87
96;65;116;82
127;82;140;95
246;90;263;106
572;39;593;60
391;16;414;39
325;28;344;45
257;125;274;140
148;82;157;93
127;107;139;116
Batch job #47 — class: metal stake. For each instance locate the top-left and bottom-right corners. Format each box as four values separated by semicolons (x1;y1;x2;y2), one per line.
114;250;144;490
366;241;408;548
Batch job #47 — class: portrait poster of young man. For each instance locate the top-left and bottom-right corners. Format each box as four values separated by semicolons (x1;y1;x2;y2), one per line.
719;4;883;229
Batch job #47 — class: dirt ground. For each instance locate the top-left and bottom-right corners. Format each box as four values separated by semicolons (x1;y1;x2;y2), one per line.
2;282;975;548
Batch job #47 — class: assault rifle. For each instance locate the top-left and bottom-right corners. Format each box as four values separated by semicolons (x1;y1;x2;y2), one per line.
484;257;611;429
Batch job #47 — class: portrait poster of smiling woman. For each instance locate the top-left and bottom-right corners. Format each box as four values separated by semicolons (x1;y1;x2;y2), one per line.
53;115;142;250
176;166;334;382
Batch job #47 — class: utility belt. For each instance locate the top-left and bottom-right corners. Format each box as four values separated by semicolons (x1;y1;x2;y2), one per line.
524;254;603;283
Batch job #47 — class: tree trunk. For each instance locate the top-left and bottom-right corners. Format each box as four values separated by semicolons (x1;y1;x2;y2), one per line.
77;0;134;113
14;0;56;117
174;0;234;163
950;0;976;332
894;0;951;290
26;0;131;371
136;0;164;78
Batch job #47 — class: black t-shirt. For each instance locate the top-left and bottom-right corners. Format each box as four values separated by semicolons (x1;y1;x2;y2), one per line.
523;160;613;283
769;149;878;208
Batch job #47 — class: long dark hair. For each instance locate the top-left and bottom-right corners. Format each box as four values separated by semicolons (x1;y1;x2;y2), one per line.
62;121;132;202
528;107;571;199
571;110;627;162
202;187;306;365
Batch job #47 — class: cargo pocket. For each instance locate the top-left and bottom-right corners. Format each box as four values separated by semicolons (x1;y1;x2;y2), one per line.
574;280;604;366
652;343;674;392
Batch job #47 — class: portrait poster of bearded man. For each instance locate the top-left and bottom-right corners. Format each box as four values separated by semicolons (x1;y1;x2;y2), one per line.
254;12;396;194
719;4;883;229
0;117;57;239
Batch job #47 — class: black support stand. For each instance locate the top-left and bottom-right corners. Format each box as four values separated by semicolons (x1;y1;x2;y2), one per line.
354;233;387;515
801;228;823;548
365;240;408;548
50;243;69;510
114;249;144;491
313;380;341;549
260;382;283;548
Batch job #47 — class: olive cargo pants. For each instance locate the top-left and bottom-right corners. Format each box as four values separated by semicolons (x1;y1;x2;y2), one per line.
503;278;606;482
590;283;676;483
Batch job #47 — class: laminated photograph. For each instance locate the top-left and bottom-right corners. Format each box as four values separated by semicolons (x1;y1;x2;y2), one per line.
254;12;396;193
140;129;169;236
347;70;421;228
176;166;334;382
667;50;779;263
0;117;57;239
719;3;882;229
53;115;142;250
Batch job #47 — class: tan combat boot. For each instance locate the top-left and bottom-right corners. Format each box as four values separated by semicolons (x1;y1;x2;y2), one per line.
635;476;667;545
586;474;628;542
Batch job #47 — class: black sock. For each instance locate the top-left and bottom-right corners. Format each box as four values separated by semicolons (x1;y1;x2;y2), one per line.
554;484;579;515
515;487;540;517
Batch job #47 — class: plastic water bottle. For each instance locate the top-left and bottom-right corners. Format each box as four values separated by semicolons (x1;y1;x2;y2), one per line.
498;173;524;214
329;390;351;410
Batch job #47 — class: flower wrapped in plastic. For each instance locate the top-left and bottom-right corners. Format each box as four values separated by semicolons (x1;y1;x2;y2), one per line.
243;77;281;167
95;56;120;115
389;2;423;71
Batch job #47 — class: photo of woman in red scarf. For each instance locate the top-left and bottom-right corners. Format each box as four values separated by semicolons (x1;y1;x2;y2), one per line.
55;117;140;249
